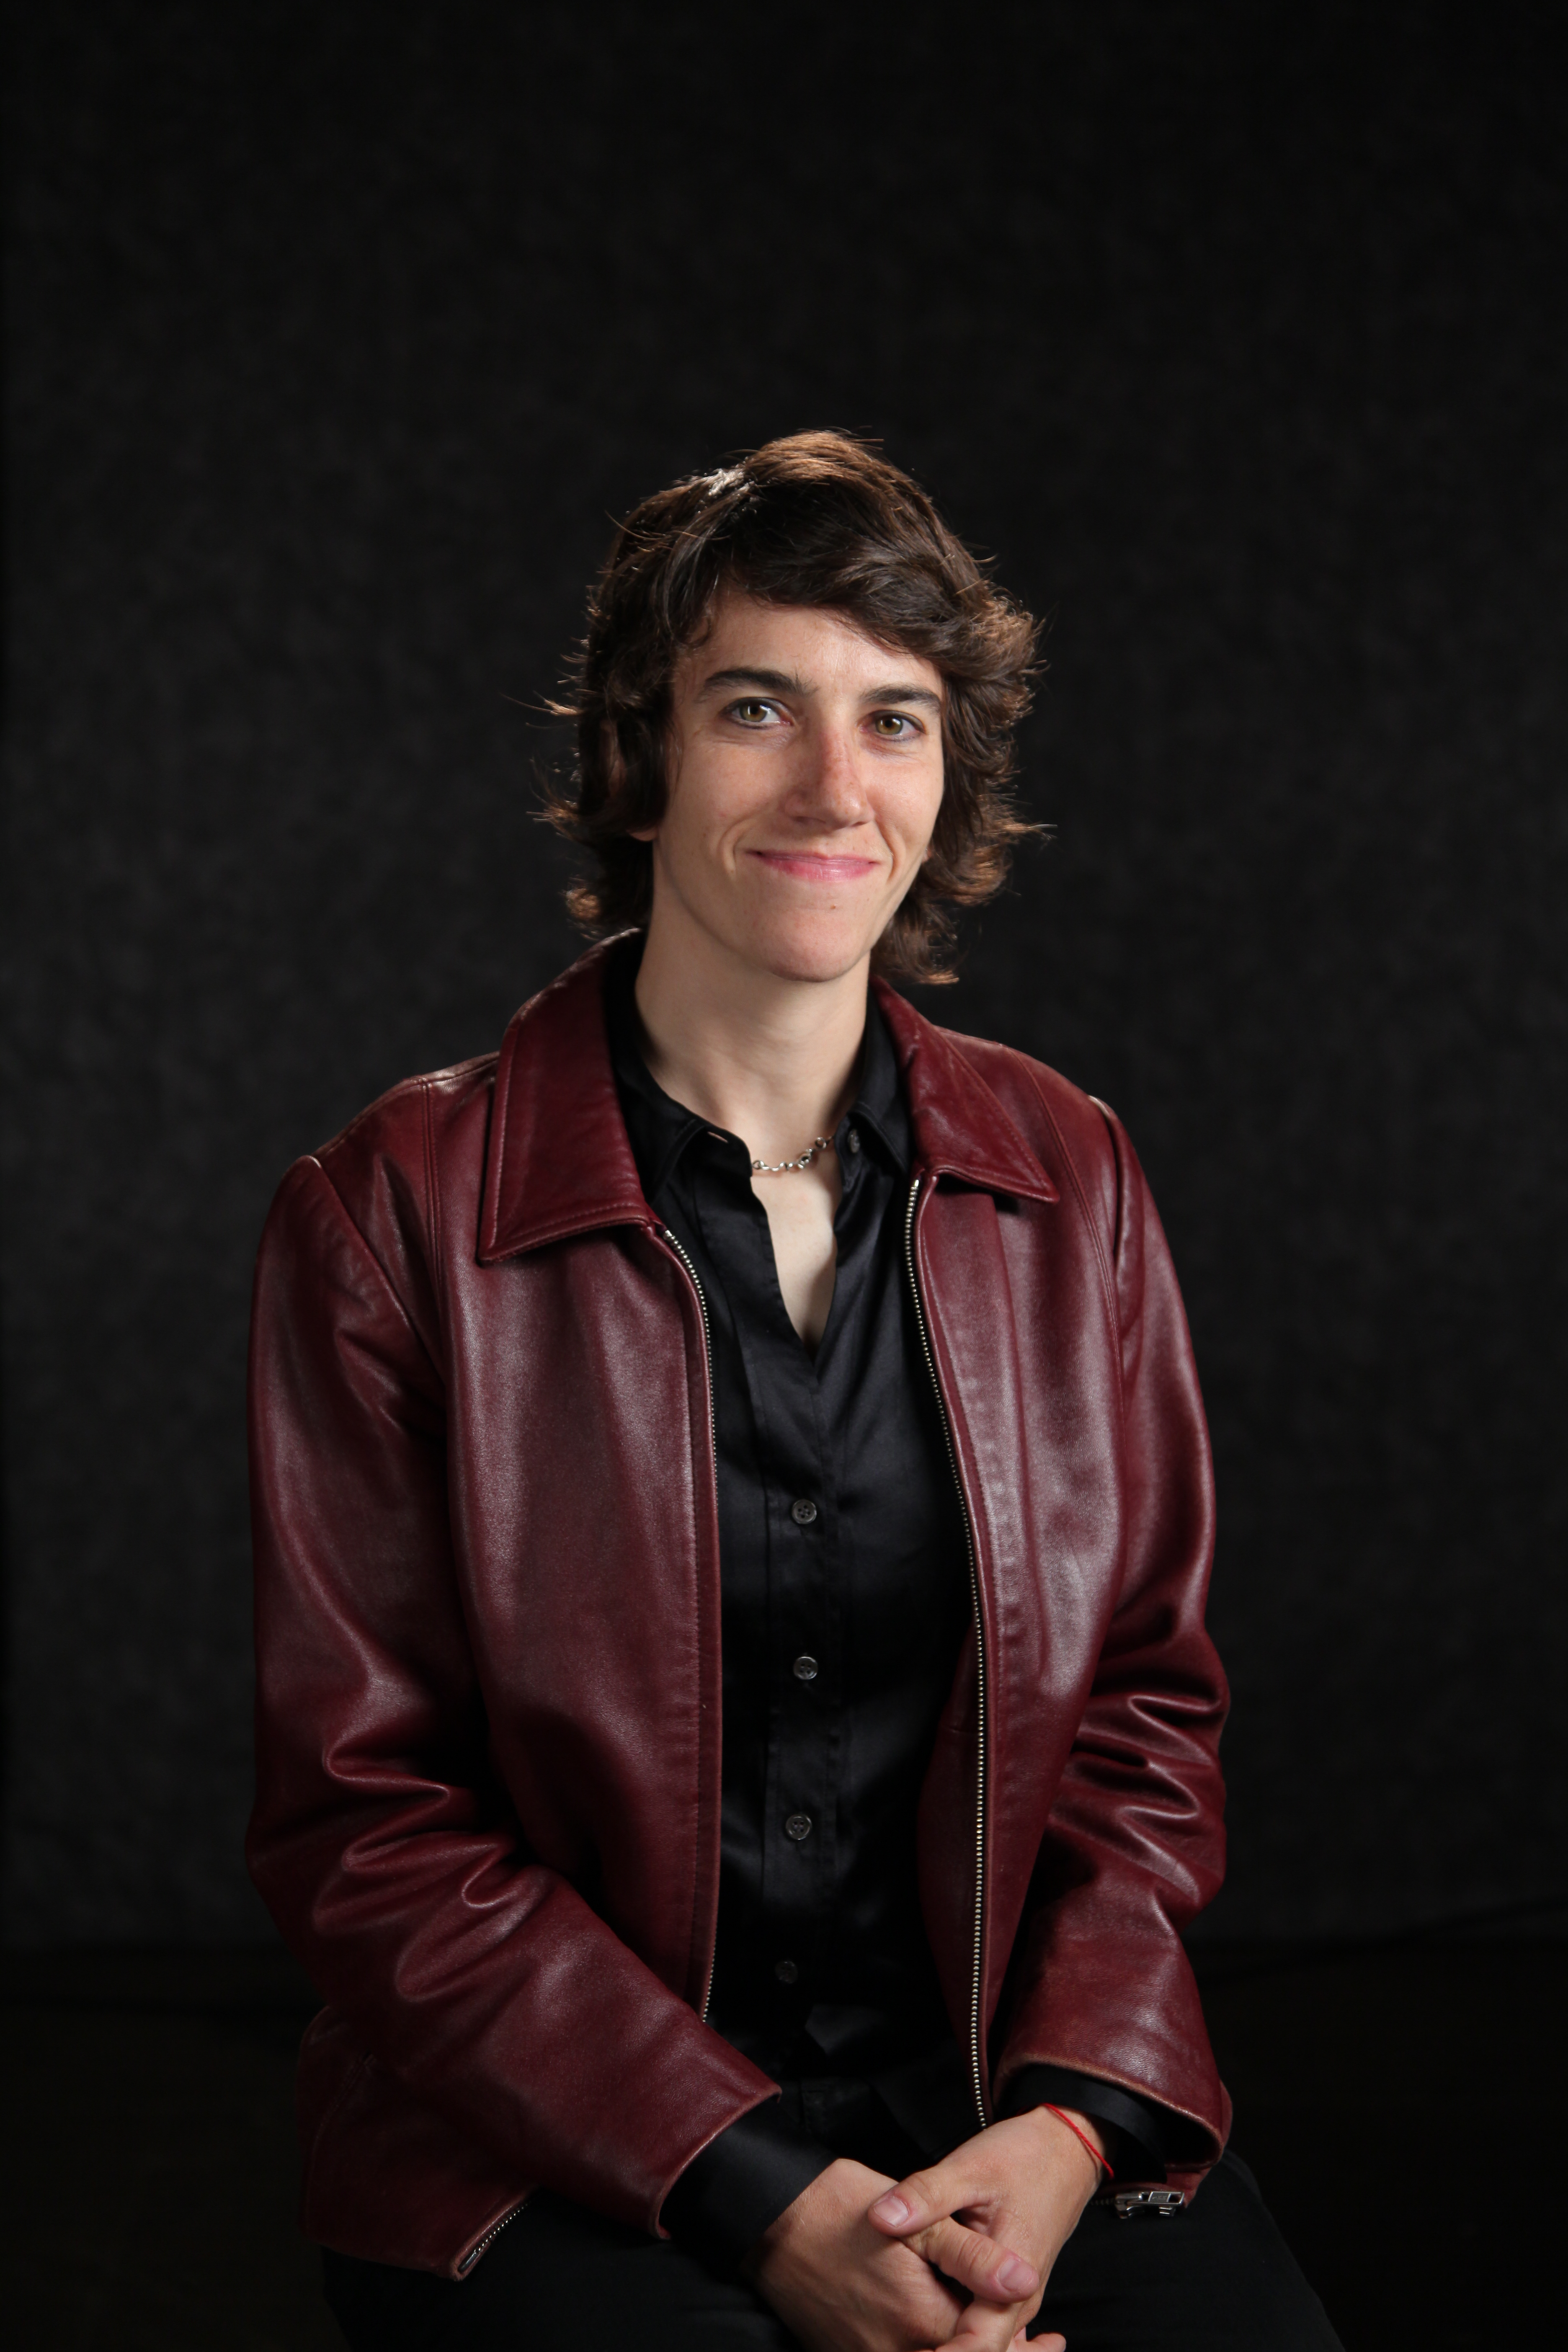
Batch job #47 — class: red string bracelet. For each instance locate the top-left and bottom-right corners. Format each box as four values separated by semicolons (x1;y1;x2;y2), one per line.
1042;2104;1113;2177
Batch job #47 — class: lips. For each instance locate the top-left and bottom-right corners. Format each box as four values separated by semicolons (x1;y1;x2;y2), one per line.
749;851;881;882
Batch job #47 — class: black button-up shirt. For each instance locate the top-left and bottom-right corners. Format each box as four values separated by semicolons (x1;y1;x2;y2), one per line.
611;966;969;2080
607;957;1174;2268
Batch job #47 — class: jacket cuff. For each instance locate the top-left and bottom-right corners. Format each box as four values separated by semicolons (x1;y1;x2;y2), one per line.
659;2101;835;2272
998;2063;1199;2177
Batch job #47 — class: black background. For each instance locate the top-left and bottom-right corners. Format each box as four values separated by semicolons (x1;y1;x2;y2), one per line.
4;0;1564;1951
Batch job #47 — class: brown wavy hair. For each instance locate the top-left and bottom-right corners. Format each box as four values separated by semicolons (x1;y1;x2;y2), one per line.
544;431;1041;983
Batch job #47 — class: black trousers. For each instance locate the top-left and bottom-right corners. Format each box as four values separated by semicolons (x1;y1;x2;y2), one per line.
325;2145;1342;2352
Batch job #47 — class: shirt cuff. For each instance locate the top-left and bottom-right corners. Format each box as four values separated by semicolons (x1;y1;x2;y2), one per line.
998;2063;1201;2177
660;2100;836;2272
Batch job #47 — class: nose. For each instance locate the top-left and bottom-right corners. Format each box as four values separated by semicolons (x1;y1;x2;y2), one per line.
783;715;869;831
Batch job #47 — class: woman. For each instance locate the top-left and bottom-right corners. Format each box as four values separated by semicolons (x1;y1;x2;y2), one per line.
248;433;1339;2349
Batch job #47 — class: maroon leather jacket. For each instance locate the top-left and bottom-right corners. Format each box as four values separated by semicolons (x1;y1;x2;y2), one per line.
247;940;1231;2278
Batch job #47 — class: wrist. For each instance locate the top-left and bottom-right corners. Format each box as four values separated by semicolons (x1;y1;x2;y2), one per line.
1031;2103;1110;2187
747;2153;853;2277
1050;2105;1107;2160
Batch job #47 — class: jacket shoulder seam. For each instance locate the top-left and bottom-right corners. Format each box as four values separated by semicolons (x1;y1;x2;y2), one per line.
296;1154;442;1383
420;1077;444;1299
1086;1096;1130;1283
323;1052;498;1158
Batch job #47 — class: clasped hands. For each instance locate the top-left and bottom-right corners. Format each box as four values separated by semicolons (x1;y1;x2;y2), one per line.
749;2106;1106;2352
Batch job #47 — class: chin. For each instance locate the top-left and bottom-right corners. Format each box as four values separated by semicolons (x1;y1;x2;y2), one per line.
742;916;879;986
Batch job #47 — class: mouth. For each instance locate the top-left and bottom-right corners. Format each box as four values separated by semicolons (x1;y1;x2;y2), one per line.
748;850;882;884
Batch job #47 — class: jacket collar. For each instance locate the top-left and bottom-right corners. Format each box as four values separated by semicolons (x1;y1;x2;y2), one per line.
478;939;1054;1263
872;975;1057;1206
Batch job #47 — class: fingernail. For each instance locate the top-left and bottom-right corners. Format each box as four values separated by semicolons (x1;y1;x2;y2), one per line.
996;2256;1037;2295
869;2192;911;2226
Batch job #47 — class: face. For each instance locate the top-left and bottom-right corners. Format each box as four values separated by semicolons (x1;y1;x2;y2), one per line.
637;591;946;985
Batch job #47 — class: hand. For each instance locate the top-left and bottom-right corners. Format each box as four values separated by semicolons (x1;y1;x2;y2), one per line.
865;2106;1106;2352
750;2155;1039;2352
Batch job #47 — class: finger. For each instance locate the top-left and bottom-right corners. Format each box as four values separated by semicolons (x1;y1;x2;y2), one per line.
867;2160;987;2235
929;2298;1036;2352
907;2213;1039;2304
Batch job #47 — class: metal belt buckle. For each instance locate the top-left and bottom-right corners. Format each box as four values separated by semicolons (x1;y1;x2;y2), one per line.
1110;2187;1187;2221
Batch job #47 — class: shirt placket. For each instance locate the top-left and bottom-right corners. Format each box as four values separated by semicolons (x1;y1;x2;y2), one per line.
755;1140;869;1999
761;1383;843;1993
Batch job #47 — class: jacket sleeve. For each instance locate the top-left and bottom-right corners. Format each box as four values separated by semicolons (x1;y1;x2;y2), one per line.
245;1153;775;2236
993;1102;1231;2169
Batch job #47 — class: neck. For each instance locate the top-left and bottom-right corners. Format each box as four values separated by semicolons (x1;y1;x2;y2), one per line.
632;916;870;1165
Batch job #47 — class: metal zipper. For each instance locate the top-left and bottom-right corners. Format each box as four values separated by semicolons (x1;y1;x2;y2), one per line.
903;1175;990;2129
658;1222;719;2024
456;2197;529;2273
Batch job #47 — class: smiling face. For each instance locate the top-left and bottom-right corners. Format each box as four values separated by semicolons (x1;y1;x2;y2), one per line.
637;591;946;988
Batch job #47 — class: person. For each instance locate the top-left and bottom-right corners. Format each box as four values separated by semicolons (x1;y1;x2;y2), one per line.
247;432;1340;2350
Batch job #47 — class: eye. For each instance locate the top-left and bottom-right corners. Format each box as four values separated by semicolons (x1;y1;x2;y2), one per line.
726;698;780;727
871;712;916;738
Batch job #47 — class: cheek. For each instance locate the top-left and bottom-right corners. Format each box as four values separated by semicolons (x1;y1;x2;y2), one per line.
901;769;946;861
667;751;774;853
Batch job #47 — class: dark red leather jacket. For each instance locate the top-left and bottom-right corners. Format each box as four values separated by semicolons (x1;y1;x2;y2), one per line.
247;941;1231;2279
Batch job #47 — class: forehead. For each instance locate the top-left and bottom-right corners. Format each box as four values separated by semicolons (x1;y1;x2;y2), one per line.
676;590;944;700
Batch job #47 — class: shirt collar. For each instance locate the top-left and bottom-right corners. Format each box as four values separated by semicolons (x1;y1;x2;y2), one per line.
477;940;1055;1263
606;937;912;1199
843;992;911;1175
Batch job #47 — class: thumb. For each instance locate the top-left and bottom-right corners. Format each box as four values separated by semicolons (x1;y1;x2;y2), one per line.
910;2213;1039;2303
867;2163;966;2236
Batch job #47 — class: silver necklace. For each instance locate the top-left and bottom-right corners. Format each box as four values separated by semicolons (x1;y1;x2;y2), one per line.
750;1135;833;1175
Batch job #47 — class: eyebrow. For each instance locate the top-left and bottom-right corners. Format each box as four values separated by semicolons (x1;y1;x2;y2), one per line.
699;664;943;713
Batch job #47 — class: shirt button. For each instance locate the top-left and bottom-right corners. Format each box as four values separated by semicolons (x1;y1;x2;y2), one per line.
784;1812;813;1842
792;1654;820;1683
774;1958;799;1985
790;1497;818;1525
846;1126;861;1154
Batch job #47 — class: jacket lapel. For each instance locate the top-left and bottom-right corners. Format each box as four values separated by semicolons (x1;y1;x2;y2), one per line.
478;941;651;1262
874;980;1056;1203
480;951;1057;1266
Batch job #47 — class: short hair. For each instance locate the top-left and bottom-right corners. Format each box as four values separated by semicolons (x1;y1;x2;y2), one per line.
545;430;1041;983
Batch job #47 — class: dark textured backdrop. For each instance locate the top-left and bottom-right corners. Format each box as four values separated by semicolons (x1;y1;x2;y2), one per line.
4;1;1564;1947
